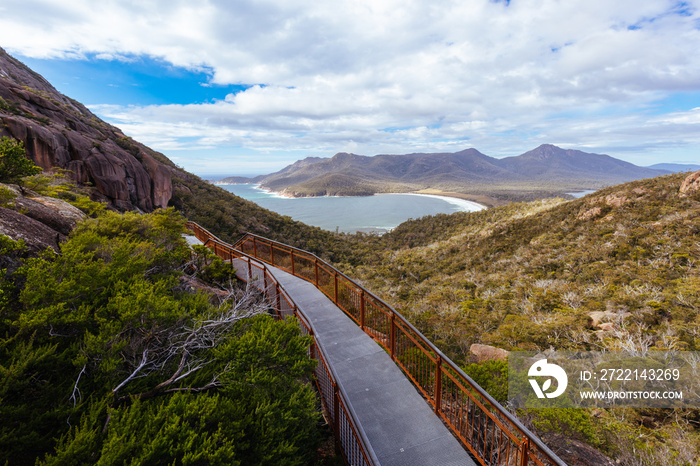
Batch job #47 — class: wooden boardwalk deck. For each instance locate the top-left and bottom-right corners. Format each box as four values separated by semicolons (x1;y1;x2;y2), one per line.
231;255;476;466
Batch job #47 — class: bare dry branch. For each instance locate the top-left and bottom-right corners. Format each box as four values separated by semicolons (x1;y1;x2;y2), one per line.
69;364;87;407
111;283;268;401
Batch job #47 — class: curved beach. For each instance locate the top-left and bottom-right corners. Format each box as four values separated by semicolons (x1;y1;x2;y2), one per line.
400;192;486;212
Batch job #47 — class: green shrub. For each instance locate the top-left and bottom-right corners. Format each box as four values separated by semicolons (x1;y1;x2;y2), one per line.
0;137;42;185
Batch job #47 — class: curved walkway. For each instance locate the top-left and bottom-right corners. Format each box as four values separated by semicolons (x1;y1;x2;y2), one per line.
232;255;475;466
183;227;563;466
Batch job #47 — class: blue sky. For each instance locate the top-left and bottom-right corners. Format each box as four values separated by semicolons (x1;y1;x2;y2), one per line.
19;55;247;106
2;0;700;176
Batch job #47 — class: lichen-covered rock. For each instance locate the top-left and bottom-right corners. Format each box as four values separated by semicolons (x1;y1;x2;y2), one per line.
30;195;86;226
0;206;64;254
0;183;85;252
470;343;509;362
11;196;77;236
142;153;172;209
679;170;700;196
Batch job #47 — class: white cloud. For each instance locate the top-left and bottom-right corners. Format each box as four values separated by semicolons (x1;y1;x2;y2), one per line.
2;0;700;168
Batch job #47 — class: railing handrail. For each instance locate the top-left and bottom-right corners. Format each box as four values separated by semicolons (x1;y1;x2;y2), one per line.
185;222;379;465
186;222;566;466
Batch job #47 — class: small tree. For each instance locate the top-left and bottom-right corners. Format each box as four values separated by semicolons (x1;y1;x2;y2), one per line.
0;137;42;187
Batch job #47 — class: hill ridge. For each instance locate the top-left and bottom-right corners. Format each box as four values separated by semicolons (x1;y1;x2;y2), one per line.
231;144;665;201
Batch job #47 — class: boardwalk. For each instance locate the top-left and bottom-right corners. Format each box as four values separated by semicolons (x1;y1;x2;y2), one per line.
184;225;566;466
233;255;476;466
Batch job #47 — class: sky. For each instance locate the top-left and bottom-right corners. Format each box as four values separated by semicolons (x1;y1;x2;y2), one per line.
1;0;700;176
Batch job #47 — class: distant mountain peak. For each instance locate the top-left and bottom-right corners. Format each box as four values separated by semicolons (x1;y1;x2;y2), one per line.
255;145;666;200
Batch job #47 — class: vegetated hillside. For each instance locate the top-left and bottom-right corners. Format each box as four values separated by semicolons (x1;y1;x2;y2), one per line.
0;206;327;465
251;145;665;202
345;171;700;464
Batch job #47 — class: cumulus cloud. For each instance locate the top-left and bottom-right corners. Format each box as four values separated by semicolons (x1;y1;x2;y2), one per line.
2;0;700;167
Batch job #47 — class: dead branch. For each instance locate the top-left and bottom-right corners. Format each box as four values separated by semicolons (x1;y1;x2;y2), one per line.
112;283;267;402
69;364;87;407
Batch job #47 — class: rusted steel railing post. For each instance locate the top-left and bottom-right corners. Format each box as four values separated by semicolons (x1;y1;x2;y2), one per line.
314;258;319;286
520;439;529;466
390;313;396;360
360;290;365;330
334;271;338;303
333;383;341;453
253;236;257;258
434;356;443;415
290;250;295;275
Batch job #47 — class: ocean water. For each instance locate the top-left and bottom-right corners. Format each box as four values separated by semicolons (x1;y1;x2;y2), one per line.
566;190;598;198
220;184;484;234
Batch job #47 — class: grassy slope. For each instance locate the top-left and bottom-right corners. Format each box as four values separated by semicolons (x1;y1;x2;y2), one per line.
341;172;700;463
352;173;699;355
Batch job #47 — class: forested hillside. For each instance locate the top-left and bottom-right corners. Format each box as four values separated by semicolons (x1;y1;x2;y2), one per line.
343;171;700;464
0;174;325;464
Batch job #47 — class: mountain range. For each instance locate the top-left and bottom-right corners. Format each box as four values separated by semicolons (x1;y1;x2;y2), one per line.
218;145;668;202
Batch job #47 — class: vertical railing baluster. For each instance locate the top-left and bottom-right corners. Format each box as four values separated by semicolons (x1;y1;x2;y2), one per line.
263;265;267;293
333;383;340;453
314;258;319;286
434;356;442;415
334;271;338;303
390;313;396;360
276;284;281;311
291;250;295;275
520;438;529;466
360;290;365;330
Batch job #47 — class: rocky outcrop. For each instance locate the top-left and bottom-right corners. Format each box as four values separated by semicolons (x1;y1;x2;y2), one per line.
0;184;86;253
12;196;77;236
679;170;700;196
469;343;509;362
31;195;86;226
0;47;172;212
0;206;64;254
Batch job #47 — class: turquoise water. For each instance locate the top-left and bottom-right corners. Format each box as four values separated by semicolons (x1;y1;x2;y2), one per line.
219;184;484;234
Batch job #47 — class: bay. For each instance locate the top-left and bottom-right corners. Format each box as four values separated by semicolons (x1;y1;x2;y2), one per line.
566;189;597;198
220;184;484;234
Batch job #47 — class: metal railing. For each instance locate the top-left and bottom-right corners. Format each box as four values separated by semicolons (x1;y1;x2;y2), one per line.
187;222;566;466
186;222;378;465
